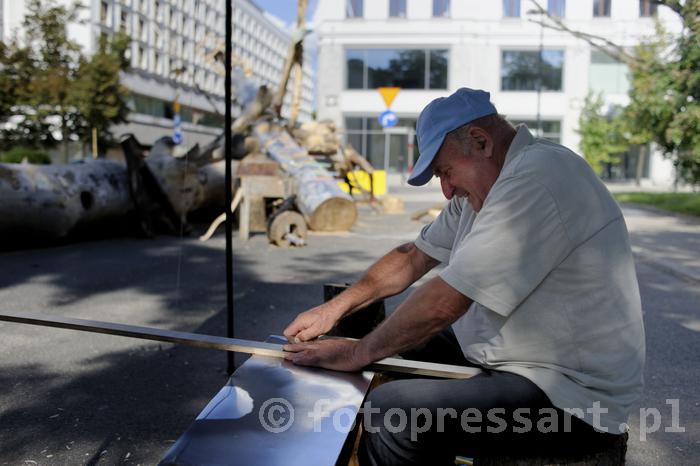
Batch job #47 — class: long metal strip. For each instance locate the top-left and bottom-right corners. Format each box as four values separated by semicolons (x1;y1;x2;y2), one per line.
0;311;481;380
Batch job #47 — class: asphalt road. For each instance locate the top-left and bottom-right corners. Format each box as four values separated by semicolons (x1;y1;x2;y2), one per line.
0;198;698;465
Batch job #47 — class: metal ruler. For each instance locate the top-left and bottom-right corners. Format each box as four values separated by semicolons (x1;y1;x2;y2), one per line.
0;311;481;380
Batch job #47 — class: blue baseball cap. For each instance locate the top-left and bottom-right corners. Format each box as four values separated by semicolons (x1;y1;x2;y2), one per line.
408;88;497;186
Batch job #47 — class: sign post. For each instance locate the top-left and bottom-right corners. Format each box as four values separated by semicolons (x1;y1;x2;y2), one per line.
173;100;183;145
377;87;401;173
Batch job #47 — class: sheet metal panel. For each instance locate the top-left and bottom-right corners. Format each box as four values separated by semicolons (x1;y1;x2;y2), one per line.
160;337;374;466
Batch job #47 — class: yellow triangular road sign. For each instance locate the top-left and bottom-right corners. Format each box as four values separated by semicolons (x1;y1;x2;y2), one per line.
378;87;400;108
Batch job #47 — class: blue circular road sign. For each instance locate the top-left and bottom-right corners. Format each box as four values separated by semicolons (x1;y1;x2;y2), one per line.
379;110;398;128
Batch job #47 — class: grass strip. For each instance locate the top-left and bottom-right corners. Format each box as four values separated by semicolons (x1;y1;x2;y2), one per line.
613;192;700;217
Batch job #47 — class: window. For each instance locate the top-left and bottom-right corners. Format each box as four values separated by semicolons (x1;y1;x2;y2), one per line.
346;48;449;90
503;0;520;18
514;120;562;143
344;116;418;170
120;11;128;31
367;49;424;88
593;0;611;17
389;0;407;18
501;49;564;91
639;0;657;17
433;0;449;17
100;1;109;24
589;50;629;94
346;0;363;18
547;0;565;18
429;50;448;88
346;50;364;88
138;46;146;68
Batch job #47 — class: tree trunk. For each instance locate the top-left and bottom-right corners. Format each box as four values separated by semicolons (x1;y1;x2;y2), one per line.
254;123;357;231
0;144;231;239
0;160;132;238
635;144;646;187
273;0;308;118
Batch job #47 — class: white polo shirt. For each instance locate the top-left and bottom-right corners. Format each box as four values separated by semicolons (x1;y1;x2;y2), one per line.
415;125;645;432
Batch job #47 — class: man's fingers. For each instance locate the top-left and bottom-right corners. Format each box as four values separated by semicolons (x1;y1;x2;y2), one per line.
283;320;304;341
283;347;317;366
283;343;307;352
295;327;319;342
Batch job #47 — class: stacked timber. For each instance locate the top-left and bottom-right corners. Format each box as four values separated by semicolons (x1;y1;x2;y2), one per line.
292;120;339;155
254;123;357;232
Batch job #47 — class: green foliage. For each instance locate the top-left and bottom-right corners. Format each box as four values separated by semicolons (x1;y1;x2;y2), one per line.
0;0;130;156
623;1;700;184
577;93;629;174
71;31;131;148
613;192;700;217
0;147;51;164
539;0;700;185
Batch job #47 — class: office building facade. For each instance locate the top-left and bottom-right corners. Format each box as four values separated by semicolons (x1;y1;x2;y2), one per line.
314;0;681;185
1;0;314;150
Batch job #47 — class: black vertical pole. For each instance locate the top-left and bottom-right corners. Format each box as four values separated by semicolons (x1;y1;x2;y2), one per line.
536;18;543;138
225;0;235;375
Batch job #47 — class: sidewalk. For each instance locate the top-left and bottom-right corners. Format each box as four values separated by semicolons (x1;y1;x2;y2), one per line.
621;204;700;283
386;174;700;283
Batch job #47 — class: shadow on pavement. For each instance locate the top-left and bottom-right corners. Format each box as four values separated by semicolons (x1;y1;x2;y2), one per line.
625;260;700;465
0;232;382;465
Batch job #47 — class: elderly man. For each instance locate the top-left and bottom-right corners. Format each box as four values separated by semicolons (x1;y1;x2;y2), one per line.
283;88;644;464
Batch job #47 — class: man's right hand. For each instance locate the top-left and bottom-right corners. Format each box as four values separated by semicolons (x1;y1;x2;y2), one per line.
283;303;342;343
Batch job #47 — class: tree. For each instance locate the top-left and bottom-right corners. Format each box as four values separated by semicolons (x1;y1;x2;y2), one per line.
72;31;131;150
530;0;700;186
21;0;83;161
0;38;59;149
0;0;130;160
577;93;628;175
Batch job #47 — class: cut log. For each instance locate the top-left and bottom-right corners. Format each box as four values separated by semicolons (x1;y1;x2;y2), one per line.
268;210;307;247
0;160;132;238
254;123;357;231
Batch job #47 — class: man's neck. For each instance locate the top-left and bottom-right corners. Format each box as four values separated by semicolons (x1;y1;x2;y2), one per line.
495;128;518;170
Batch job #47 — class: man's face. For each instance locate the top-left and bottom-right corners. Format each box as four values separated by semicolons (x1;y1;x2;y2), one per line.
431;130;502;212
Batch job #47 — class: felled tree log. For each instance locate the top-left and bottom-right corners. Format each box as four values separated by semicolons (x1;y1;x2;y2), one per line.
0;137;232;240
254;122;357;231
145;139;230;217
0;160;132;238
122;135;234;237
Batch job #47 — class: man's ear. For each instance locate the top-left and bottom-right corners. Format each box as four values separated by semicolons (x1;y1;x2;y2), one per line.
469;126;493;157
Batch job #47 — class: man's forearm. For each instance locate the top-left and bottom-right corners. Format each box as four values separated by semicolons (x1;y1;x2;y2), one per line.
355;276;472;364
329;242;438;320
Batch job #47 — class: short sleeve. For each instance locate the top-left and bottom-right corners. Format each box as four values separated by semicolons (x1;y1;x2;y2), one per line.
439;176;572;316
414;198;464;263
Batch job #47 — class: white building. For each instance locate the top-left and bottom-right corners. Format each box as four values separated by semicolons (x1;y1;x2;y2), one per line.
314;0;681;185
1;0;314;150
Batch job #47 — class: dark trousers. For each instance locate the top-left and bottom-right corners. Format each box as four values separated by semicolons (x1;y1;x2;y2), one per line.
358;328;621;466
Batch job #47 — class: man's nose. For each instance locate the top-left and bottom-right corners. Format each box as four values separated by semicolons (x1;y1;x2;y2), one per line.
440;177;455;200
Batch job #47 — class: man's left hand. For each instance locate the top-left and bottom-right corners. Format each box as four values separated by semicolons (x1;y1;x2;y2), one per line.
283;339;367;372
